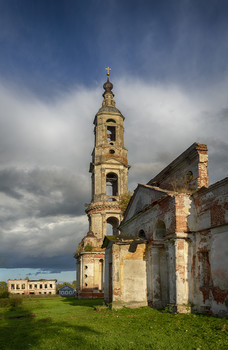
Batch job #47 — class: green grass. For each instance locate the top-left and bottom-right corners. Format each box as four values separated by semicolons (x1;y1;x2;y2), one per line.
0;297;227;350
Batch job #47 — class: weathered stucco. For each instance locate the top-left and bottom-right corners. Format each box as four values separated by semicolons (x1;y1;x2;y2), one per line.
105;143;228;316
103;237;147;308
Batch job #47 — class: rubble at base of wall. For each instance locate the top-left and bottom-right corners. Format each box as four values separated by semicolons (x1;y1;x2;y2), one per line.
110;300;148;309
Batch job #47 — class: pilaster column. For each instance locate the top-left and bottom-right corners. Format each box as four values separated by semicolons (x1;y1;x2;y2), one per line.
167;239;176;304
174;238;189;312
151;245;161;307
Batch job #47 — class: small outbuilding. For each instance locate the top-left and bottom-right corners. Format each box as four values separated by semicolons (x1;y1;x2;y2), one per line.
58;285;75;297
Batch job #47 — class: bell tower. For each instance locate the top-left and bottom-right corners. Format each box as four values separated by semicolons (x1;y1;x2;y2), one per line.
75;69;129;298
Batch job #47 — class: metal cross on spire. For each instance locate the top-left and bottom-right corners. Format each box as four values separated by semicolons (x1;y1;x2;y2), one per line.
105;66;111;77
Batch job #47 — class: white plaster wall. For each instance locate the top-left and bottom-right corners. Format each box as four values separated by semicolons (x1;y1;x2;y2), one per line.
123;260;147;303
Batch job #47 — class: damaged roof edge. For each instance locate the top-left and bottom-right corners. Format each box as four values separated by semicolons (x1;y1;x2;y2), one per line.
147;142;208;186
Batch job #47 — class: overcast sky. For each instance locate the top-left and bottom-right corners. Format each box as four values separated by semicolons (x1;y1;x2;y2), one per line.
0;0;228;283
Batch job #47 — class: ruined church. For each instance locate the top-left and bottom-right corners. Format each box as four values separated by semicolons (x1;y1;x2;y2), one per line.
75;72;228;317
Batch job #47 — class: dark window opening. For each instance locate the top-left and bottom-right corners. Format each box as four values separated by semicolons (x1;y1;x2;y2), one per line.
107;126;116;141
106;217;119;235
22;284;25;289
106;119;116;123
11;284;15;290
50;284;52;288
138;229;146;239
110;142;114;145
45;284;47;289
155;220;166;239
85;265;88;270
108;198;117;202
40;285;42;289
109;149;115;154
106;173;118;196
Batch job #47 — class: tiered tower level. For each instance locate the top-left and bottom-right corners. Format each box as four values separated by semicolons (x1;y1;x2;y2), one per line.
75;70;129;298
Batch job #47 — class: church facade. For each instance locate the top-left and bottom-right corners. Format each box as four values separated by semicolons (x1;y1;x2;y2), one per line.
75;71;129;298
103;142;228;316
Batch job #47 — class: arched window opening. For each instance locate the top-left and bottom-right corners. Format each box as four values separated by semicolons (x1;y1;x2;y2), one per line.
106;119;116;123
155;220;166;239
107;126;116;141
106;217;119;235
138;229;146;239
106;173;118;196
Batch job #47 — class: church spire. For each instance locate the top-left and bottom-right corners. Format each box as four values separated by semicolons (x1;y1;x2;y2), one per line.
102;67;115;107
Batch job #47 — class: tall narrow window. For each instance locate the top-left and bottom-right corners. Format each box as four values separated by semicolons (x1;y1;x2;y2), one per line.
106;217;119;235
107;126;116;141
106;173;118;196
155;220;166;239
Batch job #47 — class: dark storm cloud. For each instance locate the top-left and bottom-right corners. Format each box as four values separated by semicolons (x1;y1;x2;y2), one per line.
0;83;97;271
0;76;228;273
0;167;89;223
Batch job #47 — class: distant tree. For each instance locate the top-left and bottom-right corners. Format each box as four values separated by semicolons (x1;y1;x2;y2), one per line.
56;282;68;293
56;281;76;293
0;281;9;298
0;281;7;291
25;277;29;280
72;280;77;289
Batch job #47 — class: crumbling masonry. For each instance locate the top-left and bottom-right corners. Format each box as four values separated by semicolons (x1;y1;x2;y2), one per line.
75;74;228;316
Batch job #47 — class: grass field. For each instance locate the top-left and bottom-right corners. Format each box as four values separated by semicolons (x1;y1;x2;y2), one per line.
0;296;227;350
